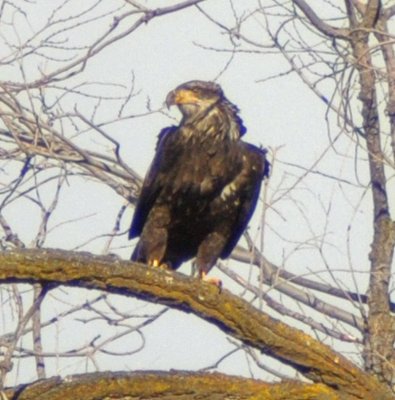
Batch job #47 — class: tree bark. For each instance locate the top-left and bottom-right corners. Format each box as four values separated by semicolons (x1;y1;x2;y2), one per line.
288;0;395;387
3;371;339;400
0;248;392;399
347;0;395;385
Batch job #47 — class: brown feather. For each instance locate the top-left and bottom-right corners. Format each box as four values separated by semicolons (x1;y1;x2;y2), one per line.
129;80;269;277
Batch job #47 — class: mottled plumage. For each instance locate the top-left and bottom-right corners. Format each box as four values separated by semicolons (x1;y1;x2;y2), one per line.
129;80;269;283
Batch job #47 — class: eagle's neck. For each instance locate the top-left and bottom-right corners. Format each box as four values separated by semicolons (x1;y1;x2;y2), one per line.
182;99;245;142
221;99;246;140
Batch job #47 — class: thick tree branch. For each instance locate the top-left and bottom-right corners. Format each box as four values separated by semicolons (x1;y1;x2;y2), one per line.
4;371;338;400
362;0;381;28
0;248;392;399
348;16;395;383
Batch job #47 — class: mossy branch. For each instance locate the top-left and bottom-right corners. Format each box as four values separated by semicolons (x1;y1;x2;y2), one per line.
0;248;392;399
4;371;337;400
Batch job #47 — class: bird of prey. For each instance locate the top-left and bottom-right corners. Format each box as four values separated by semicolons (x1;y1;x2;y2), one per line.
129;80;269;285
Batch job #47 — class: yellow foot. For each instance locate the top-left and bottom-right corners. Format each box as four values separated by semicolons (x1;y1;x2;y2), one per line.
201;271;222;290
149;259;170;270
151;259;160;267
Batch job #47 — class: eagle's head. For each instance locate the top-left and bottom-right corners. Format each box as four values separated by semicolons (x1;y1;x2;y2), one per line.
166;80;224;119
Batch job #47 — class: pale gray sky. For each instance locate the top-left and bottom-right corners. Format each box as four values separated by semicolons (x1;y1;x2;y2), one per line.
1;0;386;385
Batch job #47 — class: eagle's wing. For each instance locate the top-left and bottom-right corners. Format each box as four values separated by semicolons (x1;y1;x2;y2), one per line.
129;126;178;239
220;144;270;258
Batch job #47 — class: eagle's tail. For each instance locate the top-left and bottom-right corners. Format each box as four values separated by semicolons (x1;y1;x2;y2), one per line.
130;241;142;261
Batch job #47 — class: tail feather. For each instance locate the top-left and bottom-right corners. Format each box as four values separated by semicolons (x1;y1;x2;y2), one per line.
131;241;142;261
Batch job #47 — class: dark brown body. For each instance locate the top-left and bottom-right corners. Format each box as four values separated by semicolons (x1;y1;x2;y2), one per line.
129;81;269;277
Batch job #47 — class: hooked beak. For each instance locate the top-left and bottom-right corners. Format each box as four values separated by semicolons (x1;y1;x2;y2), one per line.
166;90;176;109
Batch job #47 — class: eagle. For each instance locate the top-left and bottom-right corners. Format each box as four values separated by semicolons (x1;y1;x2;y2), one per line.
129;80;269;285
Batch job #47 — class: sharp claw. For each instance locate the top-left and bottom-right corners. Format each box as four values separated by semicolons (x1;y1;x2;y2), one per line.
201;271;222;290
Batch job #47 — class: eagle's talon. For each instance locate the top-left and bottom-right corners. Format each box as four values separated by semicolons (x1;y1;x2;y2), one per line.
201;272;222;290
149;259;170;270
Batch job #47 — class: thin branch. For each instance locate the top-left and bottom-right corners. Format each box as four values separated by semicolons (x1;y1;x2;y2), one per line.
5;0;207;90
231;246;364;330
292;0;350;39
